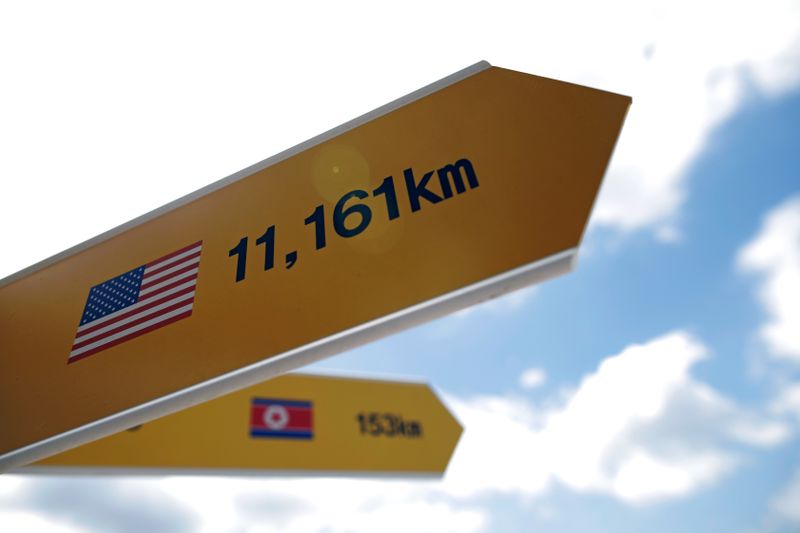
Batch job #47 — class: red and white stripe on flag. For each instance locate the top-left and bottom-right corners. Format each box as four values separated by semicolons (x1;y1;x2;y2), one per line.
68;241;202;363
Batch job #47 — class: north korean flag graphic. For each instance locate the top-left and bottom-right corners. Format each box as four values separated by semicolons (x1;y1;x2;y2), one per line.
250;398;314;439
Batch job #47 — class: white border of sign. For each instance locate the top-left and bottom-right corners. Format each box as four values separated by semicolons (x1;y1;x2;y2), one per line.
0;60;491;289
0;61;582;471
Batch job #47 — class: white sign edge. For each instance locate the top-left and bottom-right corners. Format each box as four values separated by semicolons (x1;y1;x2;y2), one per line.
13;465;445;479
0;246;574;472
0;60;491;290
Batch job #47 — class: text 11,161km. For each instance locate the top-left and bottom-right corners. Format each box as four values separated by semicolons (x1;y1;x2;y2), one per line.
228;157;479;282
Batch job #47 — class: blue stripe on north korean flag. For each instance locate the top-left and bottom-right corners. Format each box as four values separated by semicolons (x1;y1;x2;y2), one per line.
250;398;313;440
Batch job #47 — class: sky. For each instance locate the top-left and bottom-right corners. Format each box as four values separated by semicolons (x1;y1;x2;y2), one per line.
1;1;800;532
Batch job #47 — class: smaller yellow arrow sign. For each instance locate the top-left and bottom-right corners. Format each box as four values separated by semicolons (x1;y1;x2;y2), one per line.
22;373;462;476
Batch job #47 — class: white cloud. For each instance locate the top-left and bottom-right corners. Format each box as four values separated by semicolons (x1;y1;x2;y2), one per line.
771;382;800;421
738;195;800;361
0;475;24;499
0;512;81;533
160;478;487;533
439;332;790;504
519;368;547;390
771;467;800;524
609;451;731;504
726;417;791;448
531;332;787;502
0;477;199;533
439;394;549;499
3;332;789;531
584;1;800;238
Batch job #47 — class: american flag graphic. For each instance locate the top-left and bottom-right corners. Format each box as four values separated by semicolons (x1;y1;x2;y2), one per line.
68;241;203;364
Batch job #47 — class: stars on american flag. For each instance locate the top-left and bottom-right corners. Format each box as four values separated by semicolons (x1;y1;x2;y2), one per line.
80;266;145;325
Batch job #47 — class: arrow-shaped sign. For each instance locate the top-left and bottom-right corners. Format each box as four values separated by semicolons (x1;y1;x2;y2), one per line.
20;373;462;477
0;61;630;471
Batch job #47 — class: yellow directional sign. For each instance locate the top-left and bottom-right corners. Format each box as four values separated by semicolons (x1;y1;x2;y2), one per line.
0;61;630;472
21;373;462;476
